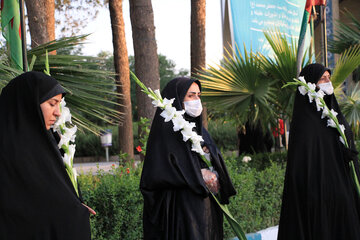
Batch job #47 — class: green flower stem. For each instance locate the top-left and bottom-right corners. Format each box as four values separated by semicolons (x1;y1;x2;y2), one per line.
350;161;360;196
200;155;212;168
210;192;247;240
65;164;79;196
130;71;161;102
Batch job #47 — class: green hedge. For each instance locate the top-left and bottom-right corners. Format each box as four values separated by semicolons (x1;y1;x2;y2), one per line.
78;152;286;239
207;120;238;152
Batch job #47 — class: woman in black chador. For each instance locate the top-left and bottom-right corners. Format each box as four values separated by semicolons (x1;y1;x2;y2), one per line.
278;63;360;240
0;72;92;239
140;77;236;240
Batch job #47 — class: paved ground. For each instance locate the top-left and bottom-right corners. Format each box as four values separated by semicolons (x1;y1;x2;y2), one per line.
74;161;119;175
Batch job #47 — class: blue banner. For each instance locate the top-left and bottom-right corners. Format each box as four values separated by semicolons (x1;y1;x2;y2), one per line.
325;0;335;68
229;0;306;57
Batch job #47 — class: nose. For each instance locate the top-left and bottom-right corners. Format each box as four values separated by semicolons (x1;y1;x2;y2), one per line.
54;104;61;117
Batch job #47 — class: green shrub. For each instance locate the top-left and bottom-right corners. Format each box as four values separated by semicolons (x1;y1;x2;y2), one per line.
79;163;143;240
207;120;238;151
78;152;287;239
223;153;286;238
237;151;287;171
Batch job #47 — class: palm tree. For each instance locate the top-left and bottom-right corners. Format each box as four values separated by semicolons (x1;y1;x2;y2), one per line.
198;44;277;124
109;0;134;159
198;44;277;154
0;35;123;134
129;0;160;122
25;0;55;48
258;30;310;119
191;0;208;128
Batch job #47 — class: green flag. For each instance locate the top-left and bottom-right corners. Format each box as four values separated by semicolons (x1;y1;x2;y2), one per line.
1;0;23;70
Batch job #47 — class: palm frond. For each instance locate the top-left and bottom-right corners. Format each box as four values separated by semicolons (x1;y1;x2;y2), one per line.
339;83;360;137
0;35;122;134
329;10;360;54
331;44;360;88
0;61;23;89
197;44;277;127
258;30;310;118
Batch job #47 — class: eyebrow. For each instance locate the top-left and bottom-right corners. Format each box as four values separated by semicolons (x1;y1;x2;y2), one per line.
49;98;60;103
188;91;201;94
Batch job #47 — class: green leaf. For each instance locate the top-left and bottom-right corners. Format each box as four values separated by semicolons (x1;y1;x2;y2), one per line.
331;45;360;88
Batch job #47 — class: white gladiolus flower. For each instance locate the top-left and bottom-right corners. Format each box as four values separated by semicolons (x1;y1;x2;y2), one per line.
330;109;338;117
58;126;77;148
307;82;316;91
298;76;306;84
327;119;337;128
172;114;187;132
53;98;79;196
152;99;164;108
298;86;307;95
339;124;345;134
321;107;329;119
316;90;325;99
308;93;314;103
160;105;177;122
181;127;196;142
64;126;77;142
181;122;196;142
63;152;71;166
191;141;205;155
154;89;162;100
68;144;76;161
315;98;323;111
340;136;345;145
162;98;175;108
190;134;204;145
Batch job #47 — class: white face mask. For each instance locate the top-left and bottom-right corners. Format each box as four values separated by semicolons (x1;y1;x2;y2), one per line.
183;99;203;117
318;82;334;95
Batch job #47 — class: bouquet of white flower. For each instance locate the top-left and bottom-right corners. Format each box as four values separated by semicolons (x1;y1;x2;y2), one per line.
131;71;247;240
53;99;79;196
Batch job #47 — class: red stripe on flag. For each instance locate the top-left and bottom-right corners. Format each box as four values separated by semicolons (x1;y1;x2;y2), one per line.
19;25;21;39
305;0;313;13
314;0;326;5
305;0;327;22
1;0;3;11
10;17;14;29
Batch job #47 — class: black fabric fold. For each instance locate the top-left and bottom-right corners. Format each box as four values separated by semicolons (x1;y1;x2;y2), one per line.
0;71;90;240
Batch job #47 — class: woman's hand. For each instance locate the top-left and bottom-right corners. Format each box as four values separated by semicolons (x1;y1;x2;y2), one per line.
201;169;220;194
82;203;96;215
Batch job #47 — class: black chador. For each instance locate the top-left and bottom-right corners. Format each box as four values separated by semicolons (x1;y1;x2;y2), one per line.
0;72;91;239
140;77;236;240
278;64;360;240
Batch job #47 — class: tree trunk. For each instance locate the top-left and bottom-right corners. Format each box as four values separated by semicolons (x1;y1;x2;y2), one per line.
190;0;208;128
109;0;134;160
129;0;160;123
25;0;55;48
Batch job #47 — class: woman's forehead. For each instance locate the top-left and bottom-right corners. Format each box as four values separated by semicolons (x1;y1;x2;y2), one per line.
187;82;200;93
